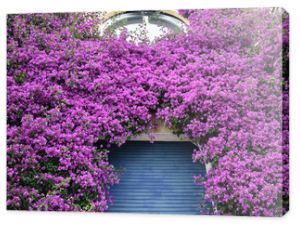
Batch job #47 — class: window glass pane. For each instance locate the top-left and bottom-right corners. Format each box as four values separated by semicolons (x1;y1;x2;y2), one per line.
107;13;143;31
148;14;184;33
102;11;187;42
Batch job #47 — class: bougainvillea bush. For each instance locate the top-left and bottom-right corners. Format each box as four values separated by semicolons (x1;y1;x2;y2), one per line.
7;8;289;216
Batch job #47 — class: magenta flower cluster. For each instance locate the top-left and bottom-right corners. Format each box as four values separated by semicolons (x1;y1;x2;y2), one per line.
7;8;289;216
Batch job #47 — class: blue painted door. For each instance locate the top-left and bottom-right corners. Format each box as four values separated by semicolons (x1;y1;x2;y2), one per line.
107;141;207;215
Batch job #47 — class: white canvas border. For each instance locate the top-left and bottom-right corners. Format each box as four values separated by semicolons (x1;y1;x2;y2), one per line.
0;1;299;226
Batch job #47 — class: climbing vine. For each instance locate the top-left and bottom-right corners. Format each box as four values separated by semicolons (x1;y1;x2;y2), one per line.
7;8;289;216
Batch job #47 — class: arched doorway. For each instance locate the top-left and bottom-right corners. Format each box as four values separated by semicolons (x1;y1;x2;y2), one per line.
102;10;208;215
107;120;208;214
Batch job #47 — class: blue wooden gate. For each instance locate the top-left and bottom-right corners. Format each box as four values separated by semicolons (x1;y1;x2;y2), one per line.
107;141;207;214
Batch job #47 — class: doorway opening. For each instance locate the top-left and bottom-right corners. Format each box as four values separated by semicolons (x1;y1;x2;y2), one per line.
107;141;207;214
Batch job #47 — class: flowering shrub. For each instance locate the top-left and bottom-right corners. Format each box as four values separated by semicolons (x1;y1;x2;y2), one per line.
7;9;289;215
7;13;160;211
158;9;289;216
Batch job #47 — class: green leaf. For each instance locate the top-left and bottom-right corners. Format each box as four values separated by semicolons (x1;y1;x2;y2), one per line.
14;72;27;84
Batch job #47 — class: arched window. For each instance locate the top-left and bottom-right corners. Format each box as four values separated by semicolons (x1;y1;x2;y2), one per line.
100;10;189;42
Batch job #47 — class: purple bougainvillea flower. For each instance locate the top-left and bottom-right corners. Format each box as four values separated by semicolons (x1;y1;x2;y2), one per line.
7;9;289;216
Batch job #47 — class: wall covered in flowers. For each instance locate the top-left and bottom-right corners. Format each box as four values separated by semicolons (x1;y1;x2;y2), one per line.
7;8;289;216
